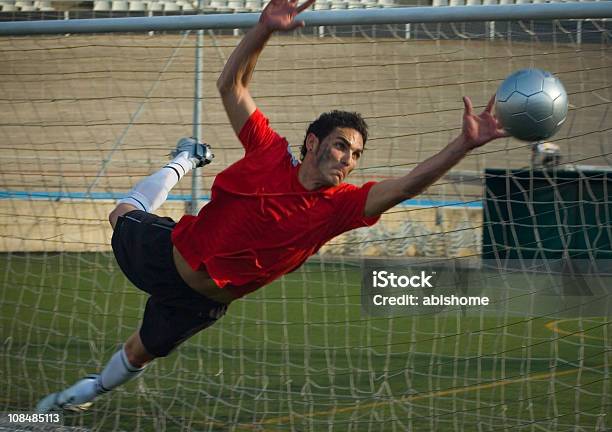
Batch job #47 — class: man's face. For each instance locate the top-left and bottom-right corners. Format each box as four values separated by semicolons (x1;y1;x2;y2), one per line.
311;127;364;187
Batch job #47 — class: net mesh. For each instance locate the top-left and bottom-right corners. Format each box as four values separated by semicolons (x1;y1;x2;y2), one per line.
0;16;610;431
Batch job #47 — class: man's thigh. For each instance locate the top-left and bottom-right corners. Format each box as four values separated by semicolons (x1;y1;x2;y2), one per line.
109;203;139;230
138;296;227;358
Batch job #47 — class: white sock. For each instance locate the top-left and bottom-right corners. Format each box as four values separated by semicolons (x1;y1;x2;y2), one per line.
56;346;145;406
118;152;193;212
96;346;146;394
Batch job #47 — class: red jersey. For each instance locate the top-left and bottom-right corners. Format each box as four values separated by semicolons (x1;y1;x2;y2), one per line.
172;109;380;299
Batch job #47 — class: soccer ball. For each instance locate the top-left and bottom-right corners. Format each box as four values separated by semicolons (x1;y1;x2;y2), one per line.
495;68;568;142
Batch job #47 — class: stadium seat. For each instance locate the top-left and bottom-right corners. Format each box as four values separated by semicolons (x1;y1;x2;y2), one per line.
449;0;466;5
210;0;231;11
112;0;129;10
227;0;246;11
147;0;163;10
376;0;395;6
94;0;111;10
314;0;331;9
15;0;32;8
34;0;52;9
467;0;481;4
129;1;146;10
347;0;365;8
0;1;17;11
177;0;194;9
482;0;497;4
163;1;180;10
244;0;261;11
359;0;378;7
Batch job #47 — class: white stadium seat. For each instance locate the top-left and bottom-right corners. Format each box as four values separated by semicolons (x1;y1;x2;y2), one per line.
347;0;365;8
450;0;466;5
148;0;163;10
467;0;481;4
314;0;331;9
376;0;395;6
177;0;193;9
15;0;32;8
359;0;378;7
482;0;497;4
129;0;145;10
227;0;246;11
163;1;180;10
34;0;51;8
244;0;261;10
209;0;231;11
0;0;17;11
94;0;111;10
112;0;129;9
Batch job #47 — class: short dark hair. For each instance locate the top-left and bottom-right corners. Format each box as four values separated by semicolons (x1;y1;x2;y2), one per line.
300;110;368;161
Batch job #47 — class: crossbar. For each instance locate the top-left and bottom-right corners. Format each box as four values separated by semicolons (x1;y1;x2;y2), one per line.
0;3;611;36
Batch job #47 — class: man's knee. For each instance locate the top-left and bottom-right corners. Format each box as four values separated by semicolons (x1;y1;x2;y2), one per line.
109;203;138;230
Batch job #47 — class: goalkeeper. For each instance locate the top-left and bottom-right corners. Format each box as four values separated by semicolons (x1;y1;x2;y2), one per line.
37;0;508;412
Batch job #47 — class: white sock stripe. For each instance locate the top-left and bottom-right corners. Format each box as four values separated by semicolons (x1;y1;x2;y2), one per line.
167;161;186;176
117;196;148;212
163;165;182;182
170;153;194;173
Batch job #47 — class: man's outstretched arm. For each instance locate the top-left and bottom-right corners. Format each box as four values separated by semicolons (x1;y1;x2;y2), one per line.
217;0;315;135
363;96;510;218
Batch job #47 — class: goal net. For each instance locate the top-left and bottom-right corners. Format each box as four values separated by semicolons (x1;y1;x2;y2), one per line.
0;11;610;431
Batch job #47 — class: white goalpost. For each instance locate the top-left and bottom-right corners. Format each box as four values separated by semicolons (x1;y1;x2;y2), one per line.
0;3;611;431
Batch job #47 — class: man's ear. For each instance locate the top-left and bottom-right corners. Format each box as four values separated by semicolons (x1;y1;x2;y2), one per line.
305;133;319;154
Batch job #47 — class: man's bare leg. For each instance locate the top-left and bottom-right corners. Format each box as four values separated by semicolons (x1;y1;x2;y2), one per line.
109;203;139;230
124;331;155;368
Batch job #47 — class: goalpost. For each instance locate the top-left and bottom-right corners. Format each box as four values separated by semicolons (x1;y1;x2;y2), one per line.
1;3;611;431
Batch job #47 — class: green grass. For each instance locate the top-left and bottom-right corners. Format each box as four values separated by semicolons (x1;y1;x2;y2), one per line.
1;253;610;431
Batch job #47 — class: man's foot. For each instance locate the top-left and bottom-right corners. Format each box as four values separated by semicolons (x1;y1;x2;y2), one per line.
36;375;99;413
171;137;214;168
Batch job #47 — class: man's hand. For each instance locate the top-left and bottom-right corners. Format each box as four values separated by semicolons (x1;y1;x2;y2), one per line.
259;0;316;32
461;95;510;150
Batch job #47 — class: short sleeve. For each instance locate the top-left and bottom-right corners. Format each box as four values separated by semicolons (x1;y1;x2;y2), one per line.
331;181;381;234
238;109;285;155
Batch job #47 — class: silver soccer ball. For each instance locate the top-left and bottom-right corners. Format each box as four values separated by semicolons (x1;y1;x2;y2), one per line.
495;68;568;142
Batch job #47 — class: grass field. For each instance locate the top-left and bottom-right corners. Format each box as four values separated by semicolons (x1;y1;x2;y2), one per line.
1;252;609;431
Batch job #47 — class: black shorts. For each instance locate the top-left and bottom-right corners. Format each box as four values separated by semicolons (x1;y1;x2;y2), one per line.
111;210;227;357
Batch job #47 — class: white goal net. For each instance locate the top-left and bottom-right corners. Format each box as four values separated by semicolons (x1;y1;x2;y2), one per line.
0;12;610;431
